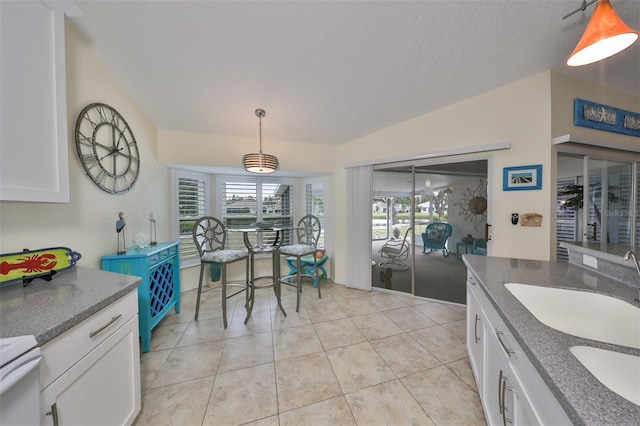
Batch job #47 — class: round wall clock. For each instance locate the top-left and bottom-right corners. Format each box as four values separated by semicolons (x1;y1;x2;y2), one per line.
75;103;140;194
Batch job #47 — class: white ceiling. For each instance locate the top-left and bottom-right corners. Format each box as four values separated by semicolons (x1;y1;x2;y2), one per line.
70;0;640;146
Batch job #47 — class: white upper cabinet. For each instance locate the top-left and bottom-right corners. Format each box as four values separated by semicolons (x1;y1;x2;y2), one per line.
0;0;79;203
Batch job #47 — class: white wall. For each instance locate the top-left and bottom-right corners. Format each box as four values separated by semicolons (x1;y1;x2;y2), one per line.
0;22;170;271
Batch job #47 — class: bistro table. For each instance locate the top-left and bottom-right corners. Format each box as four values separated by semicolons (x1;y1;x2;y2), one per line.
227;226;288;323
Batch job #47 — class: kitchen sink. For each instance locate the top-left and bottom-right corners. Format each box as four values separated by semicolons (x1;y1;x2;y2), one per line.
570;346;640;406
504;283;640;350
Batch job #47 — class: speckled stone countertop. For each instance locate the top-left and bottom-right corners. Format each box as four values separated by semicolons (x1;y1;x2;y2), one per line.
462;255;640;426
0;266;140;345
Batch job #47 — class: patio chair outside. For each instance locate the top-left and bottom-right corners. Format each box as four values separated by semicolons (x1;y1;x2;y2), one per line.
379;226;412;270
422;222;452;257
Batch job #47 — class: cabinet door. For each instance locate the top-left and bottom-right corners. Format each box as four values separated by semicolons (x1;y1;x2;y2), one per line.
41;316;141;426
466;283;484;391
0;0;75;202
513;380;540;426
484;329;515;426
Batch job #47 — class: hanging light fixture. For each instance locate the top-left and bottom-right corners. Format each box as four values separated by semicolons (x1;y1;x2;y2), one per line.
242;108;279;174
565;0;639;67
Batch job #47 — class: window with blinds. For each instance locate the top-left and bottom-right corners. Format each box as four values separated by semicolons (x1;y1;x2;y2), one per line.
305;181;325;248
177;173;208;265
557;177;577;262
220;178;295;250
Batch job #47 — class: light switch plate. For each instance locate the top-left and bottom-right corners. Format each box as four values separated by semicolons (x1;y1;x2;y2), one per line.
583;254;598;269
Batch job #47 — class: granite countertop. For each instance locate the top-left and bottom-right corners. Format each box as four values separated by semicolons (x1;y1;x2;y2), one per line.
462;255;640;426
0;266;141;345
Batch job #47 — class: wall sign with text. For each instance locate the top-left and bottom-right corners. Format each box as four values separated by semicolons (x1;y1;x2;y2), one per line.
574;98;640;137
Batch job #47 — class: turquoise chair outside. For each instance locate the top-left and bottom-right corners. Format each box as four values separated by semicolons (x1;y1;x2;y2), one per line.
472;238;487;255
422;223;453;256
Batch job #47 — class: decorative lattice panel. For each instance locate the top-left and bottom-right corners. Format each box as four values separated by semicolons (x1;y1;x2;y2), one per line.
149;263;174;317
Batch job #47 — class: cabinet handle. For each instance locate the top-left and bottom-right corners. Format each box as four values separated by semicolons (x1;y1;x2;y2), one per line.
498;369;504;415
496;330;515;356
474;314;480;343
89;314;122;338
46;402;59;426
501;375;513;425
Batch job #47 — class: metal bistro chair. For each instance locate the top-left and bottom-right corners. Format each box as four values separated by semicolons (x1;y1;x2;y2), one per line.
278;215;322;312
192;216;249;328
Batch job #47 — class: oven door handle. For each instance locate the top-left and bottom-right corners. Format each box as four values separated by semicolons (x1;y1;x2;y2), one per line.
0;349;42;396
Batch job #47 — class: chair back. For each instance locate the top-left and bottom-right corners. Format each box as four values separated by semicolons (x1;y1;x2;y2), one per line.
425;222;452;243
296;215;321;247
400;226;413;243
192;216;227;256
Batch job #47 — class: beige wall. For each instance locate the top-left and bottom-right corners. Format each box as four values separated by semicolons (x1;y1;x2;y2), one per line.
2;21;637;292
0;22;171;271
157;130;334;175
550;71;640;147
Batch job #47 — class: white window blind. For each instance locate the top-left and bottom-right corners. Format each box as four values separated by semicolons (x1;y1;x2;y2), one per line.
220;177;295;250
176;173;208;265
305;182;325;248
556;177;577;262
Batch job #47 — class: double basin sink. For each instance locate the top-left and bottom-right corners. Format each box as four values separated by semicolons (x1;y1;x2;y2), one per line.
504;283;640;406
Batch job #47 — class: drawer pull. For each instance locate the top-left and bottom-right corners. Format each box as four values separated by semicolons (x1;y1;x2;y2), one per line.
89;314;122;338
474;314;481;343
498;369;504;414
499;371;513;425
496;330;515;356
46;402;59;426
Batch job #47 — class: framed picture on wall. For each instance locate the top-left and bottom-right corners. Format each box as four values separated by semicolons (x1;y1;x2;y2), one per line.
503;165;542;191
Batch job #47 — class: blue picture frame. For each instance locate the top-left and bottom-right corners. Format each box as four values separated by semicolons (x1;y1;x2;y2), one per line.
503;165;542;191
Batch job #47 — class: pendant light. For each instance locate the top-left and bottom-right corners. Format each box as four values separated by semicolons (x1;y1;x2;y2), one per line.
566;0;639;67
242;109;279;174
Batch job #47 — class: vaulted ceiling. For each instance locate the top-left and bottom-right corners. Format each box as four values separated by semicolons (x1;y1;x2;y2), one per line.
71;0;640;146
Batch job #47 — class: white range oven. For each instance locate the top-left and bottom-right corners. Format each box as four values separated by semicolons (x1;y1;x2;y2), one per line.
0;335;42;426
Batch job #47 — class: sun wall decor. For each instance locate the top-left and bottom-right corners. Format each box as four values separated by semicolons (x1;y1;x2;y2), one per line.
454;179;487;231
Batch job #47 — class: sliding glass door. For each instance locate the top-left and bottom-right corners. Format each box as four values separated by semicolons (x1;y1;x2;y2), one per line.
371;159;488;304
557;152;639;261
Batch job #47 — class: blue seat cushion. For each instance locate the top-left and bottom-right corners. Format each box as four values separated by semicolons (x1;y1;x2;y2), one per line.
279;244;315;256
201;249;248;263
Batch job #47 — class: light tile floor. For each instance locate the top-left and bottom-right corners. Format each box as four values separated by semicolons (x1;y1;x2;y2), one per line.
135;279;487;426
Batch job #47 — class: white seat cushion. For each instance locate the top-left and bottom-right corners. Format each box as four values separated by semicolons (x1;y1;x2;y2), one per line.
279;244;315;256
202;249;248;263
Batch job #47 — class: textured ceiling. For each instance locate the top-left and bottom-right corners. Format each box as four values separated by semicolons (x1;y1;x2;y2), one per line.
70;0;640;146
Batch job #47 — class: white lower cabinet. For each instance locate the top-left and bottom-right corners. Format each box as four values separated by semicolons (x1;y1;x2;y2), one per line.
466;280;484;390
467;273;569;426
40;290;141;426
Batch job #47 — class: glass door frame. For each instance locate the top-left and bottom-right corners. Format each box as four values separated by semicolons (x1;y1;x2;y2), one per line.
372;153;492;303
556;145;640;254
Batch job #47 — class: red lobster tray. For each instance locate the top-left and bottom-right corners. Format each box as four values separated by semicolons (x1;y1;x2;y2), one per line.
0;247;81;286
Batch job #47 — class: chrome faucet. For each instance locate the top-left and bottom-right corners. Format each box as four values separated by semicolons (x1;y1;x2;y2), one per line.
623;251;640;302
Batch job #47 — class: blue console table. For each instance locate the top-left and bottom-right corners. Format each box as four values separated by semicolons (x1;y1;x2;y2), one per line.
101;242;181;352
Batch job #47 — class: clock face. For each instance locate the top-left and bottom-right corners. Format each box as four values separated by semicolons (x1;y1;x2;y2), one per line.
75;103;140;194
